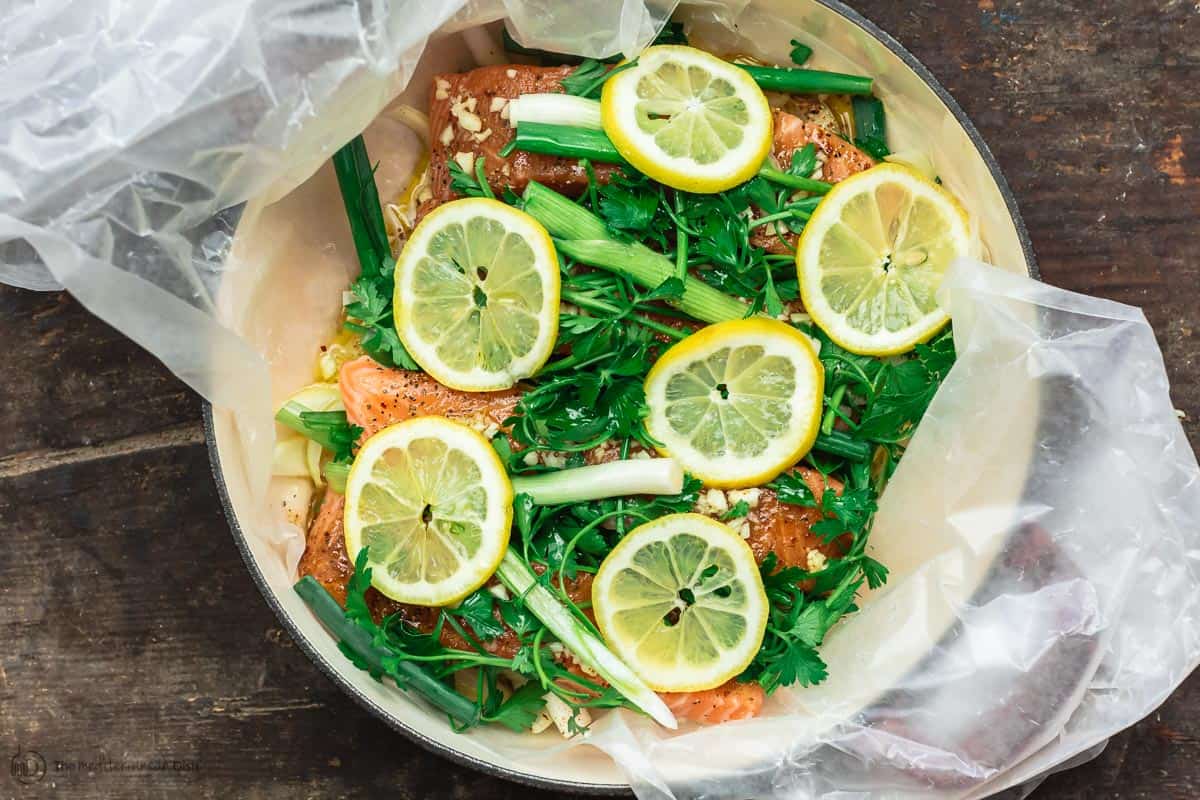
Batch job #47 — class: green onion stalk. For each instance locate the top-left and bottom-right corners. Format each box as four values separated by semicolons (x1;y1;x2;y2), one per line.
511;457;684;505
522;181;749;323
494;550;677;729
294;576;481;726
505;121;834;195
738;65;873;96
275;402;351;453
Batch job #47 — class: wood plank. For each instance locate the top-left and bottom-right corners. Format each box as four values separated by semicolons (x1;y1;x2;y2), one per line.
0;444;568;799
0;286;200;460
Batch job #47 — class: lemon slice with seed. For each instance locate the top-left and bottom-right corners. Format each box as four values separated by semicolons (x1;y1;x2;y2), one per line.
343;416;513;605
797;163;971;356
601;45;773;194
394;197;560;391
644;318;824;489
592;513;768;692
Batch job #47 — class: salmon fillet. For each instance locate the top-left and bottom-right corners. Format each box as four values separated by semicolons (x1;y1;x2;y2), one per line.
299;360;848;719
423;64;620;212
340;355;520;438
746;467;846;573
751;111;877;254
660;679;766;724
420;63;869;240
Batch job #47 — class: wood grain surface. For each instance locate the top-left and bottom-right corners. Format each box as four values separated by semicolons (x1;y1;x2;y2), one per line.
1;1;1197;798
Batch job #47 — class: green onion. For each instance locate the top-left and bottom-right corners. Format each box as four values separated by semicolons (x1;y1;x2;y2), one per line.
812;430;872;461
558;240;749;323
332;136;390;278
511;458;684;505
851;96;889;159
506;123;834;195
324;461;350;494
522;180;611;237
508;94;604;130
757;164;833;195
524;182;749;323
500;122;626;163
738;65;873;96
494;550;677;729
294;576;481;726
275;402;349;453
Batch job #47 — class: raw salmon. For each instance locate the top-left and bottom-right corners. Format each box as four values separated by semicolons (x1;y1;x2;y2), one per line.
421;63;870;233
339;355;520;438
750;110;876;254
746;467;846;575
423;64;620;213
660;679;766;724
298;359;847;718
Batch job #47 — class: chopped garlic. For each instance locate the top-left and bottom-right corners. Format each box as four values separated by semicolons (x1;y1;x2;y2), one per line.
728;488;761;510
807;550;828;572
439;124;454;147
489;96;508;113
726;517;750;539
482;422;500;440
543;692;591;737
530;708;555;734
542;452;567;469
487;583;510;601
473;129;494;143
450;96;483;132
704;488;729;515
453;151;476;174
523;451;540;467
632;449;652;460
434;78;451;100
505;68;518;78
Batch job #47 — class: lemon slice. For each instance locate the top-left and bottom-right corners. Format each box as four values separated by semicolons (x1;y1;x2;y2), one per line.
601;45;773;194
394;197;560;391
644;318;824;489
343;416;513;605
797;163;971;356
592;513;768;692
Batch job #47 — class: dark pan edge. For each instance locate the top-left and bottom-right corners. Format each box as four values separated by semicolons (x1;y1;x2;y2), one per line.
202;0;1041;793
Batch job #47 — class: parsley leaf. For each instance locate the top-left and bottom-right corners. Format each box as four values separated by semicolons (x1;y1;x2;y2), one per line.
449;159;490;198
722;499;751;521
483;682;547;732
789;38;813;65
446;588;508;641
653;21;689;46
599;182;660;233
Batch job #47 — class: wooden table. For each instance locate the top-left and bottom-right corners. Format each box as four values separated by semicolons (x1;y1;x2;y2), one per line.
1;1;1196;797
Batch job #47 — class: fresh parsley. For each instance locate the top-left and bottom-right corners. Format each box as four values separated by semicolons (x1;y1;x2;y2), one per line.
789;38;813;65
